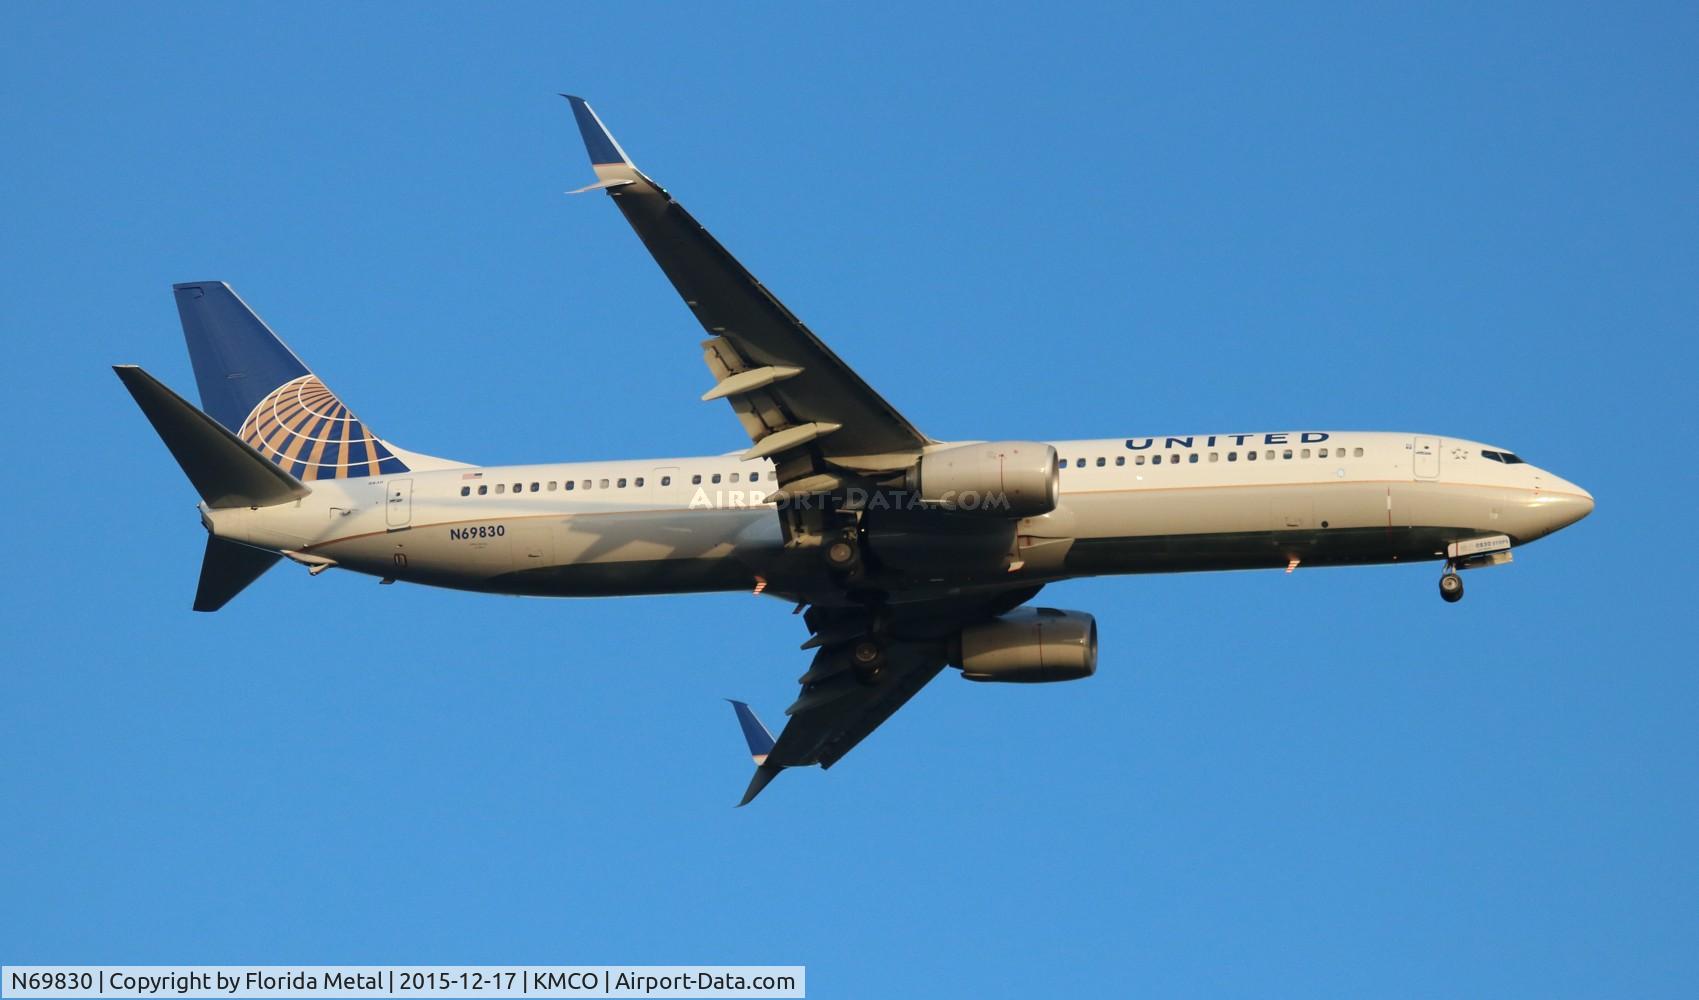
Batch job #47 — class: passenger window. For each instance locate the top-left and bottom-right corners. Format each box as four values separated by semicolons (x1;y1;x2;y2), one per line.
565;481;575;491
692;474;702;484
1246;450;1257;461
1189;453;1199;463
1115;456;1125;466
1319;448;1329;458
750;471;759;482
1300;449;1310;459
635;477;645;487
617;478;627;488
478;485;488;495
661;476;671;486
1096;457;1106;467
1074;458;1084;468
1283;450;1293;460
1153;455;1163;465
581;480;591;489
1209;452;1219;462
1353;447;1364;457
547;481;557;491
495;484;506;494
530;482;540;492
599;479;609;489
1135;455;1145;466
730;473;740;483
712;473;722;484
1266;450;1276;461
512;483;521;492
1228;451;1238;462
460;486;470;496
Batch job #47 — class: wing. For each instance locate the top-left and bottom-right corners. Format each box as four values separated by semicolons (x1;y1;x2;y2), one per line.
562;96;932;492
727;588;1042;805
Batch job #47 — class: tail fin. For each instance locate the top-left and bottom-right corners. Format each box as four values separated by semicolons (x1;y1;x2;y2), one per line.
114;365;310;509
173;282;411;481
727;700;783;806
194;536;282;612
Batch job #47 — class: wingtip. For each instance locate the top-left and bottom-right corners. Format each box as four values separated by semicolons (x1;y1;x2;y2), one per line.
737;763;783;807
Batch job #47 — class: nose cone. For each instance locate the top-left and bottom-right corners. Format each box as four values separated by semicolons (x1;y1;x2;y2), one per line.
1539;477;1594;534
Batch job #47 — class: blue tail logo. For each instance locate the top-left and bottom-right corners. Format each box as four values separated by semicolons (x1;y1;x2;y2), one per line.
238;374;408;480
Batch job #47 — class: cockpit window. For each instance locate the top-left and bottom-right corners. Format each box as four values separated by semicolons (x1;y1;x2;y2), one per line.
1482;450;1527;465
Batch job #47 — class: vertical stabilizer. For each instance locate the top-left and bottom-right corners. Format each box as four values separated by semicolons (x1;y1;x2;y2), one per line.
172;282;412;480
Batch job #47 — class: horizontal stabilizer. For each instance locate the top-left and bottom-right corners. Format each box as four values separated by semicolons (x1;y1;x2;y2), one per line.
194;536;282;612
114;365;311;509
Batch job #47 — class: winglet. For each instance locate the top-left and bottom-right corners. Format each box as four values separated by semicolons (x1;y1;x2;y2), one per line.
727;699;776;764
727;700;782;806
560;94;637;172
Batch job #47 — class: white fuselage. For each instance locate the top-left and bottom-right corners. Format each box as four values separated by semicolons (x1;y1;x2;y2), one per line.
204;431;1594;606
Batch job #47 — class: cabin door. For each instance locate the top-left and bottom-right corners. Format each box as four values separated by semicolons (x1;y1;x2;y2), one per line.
1412;437;1440;479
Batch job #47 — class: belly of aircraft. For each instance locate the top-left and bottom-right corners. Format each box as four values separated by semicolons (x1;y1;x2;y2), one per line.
312;480;1528;597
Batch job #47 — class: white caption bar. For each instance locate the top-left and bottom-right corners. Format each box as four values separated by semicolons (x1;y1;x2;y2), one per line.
1;967;805;999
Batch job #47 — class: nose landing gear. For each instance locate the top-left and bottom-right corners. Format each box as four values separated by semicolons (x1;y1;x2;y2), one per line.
1439;566;1464;603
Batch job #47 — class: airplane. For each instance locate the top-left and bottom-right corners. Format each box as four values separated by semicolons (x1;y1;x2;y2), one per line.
115;96;1595;804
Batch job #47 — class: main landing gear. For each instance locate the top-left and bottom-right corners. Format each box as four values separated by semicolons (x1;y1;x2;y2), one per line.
850;638;887;684
824;529;861;573
1439;566;1464;603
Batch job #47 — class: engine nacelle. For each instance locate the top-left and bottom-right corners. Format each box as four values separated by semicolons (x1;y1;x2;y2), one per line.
905;441;1059;518
955;607;1098;683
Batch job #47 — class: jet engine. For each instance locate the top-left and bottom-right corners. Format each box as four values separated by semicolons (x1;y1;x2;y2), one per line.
953;607;1098;683
905;441;1059;518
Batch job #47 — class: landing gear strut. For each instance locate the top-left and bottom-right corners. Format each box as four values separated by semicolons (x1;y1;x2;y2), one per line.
1439;567;1464;603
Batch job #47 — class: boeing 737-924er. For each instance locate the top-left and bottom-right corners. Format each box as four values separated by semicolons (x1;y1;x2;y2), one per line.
116;97;1594;804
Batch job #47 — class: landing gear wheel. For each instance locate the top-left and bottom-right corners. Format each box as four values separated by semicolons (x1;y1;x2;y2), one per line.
1439;572;1464;603
823;531;860;573
850;639;887;684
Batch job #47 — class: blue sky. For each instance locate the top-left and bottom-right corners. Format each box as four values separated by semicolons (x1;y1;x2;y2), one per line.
3;3;1695;996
